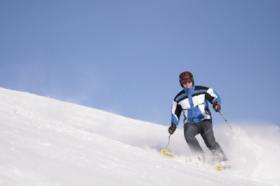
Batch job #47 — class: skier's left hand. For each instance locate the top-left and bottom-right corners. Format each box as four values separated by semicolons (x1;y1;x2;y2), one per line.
213;102;221;112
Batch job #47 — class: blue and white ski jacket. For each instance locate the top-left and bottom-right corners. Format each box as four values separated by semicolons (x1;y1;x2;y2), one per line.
171;85;221;125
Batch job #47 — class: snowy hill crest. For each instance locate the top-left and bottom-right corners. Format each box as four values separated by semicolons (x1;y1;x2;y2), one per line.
0;87;279;186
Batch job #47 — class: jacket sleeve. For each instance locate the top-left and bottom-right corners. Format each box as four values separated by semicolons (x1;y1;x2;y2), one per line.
205;88;221;105
171;101;182;126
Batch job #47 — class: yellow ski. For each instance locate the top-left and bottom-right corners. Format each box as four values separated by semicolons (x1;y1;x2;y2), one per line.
160;148;176;158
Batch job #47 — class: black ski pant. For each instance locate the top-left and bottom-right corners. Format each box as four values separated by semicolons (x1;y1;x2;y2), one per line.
184;119;227;161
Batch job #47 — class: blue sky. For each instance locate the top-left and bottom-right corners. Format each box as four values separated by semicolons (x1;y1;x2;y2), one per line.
0;0;280;126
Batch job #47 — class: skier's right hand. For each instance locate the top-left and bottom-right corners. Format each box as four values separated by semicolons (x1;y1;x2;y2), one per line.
168;124;177;135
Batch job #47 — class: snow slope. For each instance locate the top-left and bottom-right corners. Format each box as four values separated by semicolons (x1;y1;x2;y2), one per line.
0;87;279;186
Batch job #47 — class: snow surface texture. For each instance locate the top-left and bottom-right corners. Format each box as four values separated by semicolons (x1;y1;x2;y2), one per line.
0;87;279;186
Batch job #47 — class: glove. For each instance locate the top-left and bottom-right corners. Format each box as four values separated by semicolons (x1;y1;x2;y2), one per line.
168;124;177;135
213;102;221;112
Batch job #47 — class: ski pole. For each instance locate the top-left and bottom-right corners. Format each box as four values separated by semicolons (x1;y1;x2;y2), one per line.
219;111;232;130
165;134;172;149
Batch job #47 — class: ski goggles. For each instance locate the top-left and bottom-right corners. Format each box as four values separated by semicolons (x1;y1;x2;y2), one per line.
180;78;193;84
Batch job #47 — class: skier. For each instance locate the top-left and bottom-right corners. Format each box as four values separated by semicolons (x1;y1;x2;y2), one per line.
168;71;227;161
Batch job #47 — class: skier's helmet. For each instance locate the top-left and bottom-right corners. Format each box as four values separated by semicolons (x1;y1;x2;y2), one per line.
179;71;194;87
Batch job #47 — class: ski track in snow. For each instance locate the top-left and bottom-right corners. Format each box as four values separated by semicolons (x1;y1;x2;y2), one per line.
0;87;279;186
